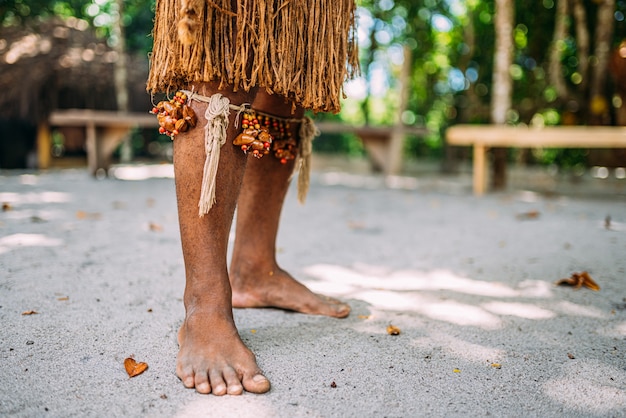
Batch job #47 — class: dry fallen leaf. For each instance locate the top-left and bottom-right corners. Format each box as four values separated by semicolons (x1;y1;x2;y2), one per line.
347;221;366;230
491;363;502;369
22;310;39;315
124;357;148;377
453;368;461;373
386;324;401;336
357;315;371;320
2;202;12;211
567;353;575;359
555;271;600;291
57;296;69;301
149;222;163;232
76;211;102;220
516;210;540;220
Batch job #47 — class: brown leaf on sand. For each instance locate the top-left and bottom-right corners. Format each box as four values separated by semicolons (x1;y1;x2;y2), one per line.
76;211;102;220
386;324;401;336
22;310;39;315
555;271;600;291
2;202;13;211
347;221;366;230
124;357;148;377
149;222;163;232
516;210;540;220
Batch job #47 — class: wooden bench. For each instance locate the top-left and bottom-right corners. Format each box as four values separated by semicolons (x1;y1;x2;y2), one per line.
316;122;428;174
41;109;428;176
446;124;626;195
42;109;158;175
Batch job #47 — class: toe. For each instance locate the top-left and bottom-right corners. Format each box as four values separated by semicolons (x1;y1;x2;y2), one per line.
333;302;351;318
209;370;228;396
194;372;212;394
223;368;244;395
177;363;197;389
242;373;271;394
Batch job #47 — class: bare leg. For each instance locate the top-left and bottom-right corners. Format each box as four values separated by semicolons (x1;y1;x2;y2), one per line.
230;91;350;318
173;83;270;395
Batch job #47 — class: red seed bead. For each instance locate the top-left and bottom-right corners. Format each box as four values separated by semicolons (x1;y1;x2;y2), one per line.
241;145;248;152
159;127;166;134
280;158;287;164
264;142;270;148
172;129;179;136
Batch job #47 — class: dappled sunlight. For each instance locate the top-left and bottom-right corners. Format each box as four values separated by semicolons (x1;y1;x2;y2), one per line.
554;301;608;319
0;191;71;204
110;164;174;181
419;299;502;329
174;394;280;418
303;263;552;299
413;331;507;364
543;361;626;415
0;233;62;255
482;301;556;320
613;321;626;336
299;263;588;329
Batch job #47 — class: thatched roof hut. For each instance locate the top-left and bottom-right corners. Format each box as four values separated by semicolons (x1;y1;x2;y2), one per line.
0;16;152;168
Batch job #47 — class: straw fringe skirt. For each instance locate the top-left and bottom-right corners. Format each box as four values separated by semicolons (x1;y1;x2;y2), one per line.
147;0;359;114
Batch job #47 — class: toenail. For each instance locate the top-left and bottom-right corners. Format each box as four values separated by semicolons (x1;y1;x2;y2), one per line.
196;383;210;393
253;374;268;383
228;384;243;394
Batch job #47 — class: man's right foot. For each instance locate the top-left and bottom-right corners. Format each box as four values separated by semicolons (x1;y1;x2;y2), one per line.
176;311;271;395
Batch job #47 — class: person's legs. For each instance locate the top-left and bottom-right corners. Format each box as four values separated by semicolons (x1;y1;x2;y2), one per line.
173;83;271;395
229;91;350;318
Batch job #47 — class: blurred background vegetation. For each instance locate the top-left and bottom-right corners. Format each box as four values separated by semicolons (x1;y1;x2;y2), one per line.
1;0;625;169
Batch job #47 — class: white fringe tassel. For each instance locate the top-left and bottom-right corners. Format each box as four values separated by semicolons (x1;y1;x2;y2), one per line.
198;93;231;216
296;116;319;204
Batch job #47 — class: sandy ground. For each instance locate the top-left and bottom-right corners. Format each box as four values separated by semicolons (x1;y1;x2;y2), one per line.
1;159;625;417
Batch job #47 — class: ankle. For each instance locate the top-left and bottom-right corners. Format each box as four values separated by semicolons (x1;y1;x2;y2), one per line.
231;257;278;280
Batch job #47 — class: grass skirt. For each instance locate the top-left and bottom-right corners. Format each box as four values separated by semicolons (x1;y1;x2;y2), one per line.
147;0;359;113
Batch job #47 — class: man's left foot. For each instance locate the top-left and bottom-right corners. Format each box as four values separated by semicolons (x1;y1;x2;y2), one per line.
230;267;350;318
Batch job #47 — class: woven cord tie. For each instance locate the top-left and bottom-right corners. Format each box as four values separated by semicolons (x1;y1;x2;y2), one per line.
198;93;231;216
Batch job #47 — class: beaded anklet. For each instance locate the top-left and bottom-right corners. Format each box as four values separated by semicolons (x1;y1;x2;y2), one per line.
233;109;298;164
151;90;318;216
150;91;197;139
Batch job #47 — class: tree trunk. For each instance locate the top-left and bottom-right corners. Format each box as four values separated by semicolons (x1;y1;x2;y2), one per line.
589;0;615;125
571;0;590;93
549;0;570;102
490;0;514;190
112;0;132;162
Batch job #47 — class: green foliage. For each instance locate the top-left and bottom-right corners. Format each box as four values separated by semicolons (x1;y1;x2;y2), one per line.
348;0;626;167
1;0;155;54
4;0;626;168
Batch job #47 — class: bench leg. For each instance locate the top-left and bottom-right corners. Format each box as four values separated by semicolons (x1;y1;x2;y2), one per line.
86;122;98;176
473;143;487;196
